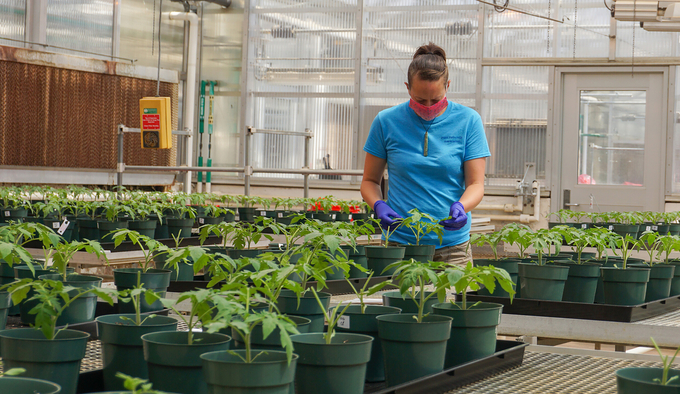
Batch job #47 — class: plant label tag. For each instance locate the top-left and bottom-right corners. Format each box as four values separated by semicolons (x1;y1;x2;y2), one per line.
337;315;350;329
581;224;587;229
331;214;336;220
349;214;353;220
199;218;205;224
260;211;267;216
3;211;9;217
608;225;614;230
278;212;283;218
652;225;658;231
646;226;652;232
57;218;70;235
52;221;61;229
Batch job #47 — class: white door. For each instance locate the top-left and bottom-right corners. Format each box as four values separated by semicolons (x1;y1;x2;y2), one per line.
557;70;667;213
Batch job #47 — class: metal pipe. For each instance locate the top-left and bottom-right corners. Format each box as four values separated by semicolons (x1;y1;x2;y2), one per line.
475;203;523;213
125;165;245;172
169;11;199;194
244;127;251;197
303;129;310;199
117;125;124;192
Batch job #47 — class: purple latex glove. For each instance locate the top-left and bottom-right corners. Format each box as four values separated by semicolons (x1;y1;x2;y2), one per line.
439;202;467;231
374;200;403;230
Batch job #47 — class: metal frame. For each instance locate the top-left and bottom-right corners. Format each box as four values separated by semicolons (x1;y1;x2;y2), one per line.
551;66;670;213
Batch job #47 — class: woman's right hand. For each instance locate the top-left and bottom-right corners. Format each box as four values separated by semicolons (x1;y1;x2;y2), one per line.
374;200;402;230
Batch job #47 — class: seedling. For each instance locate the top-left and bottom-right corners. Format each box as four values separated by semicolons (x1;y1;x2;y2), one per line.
400;208;444;246
445;262;515;309
651;337;680;386
384;258;449;323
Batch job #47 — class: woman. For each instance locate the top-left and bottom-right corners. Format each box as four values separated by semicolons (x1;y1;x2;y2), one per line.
360;42;490;266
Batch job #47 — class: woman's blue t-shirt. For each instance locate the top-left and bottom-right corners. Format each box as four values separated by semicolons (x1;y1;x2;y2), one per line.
363;101;490;248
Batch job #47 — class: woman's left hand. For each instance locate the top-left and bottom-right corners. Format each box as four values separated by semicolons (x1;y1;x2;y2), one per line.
439;202;467;230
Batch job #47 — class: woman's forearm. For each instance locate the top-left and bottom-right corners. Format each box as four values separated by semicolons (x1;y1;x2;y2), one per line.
458;183;484;212
360;180;383;209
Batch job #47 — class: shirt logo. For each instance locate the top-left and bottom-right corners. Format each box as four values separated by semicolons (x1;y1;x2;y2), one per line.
441;136;462;144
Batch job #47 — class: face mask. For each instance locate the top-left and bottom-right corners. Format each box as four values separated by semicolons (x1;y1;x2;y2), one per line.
409;96;448;121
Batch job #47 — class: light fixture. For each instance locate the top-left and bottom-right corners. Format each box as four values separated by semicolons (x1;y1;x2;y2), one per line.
640;20;680;30
613;0;662;22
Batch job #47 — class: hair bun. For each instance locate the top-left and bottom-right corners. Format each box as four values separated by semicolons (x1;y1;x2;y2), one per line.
413;43;446;62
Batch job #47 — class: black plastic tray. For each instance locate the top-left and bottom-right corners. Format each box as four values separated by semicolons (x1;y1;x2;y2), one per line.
74;340;527;394
167;275;394;295
466;293;680;323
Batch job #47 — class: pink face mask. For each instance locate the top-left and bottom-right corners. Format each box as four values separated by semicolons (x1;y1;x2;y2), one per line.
409;96;448;121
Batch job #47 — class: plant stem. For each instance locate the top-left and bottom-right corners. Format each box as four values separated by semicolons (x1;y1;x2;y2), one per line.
417;277;424;323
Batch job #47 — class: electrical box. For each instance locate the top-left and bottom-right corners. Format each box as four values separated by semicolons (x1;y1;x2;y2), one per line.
140;97;172;149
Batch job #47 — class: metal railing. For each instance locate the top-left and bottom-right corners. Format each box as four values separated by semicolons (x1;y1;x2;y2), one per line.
117;125;364;197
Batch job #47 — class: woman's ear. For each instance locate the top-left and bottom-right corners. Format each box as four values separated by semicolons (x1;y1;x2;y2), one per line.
446;80;450;90
404;82;410;90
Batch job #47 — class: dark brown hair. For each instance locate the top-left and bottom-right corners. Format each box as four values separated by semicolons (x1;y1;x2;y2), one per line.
407;42;448;86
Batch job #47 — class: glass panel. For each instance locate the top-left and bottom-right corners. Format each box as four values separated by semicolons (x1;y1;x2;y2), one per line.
674;68;680;194
119;0;185;70
200;2;244;173
577;90;646;186
484;0;610;58
0;0;25;47
46;0;113;59
482;66;549;185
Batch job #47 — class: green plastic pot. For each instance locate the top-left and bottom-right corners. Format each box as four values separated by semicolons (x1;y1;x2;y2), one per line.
376;313;452;387
37;274;103;326
335;212;351;222
275;290;331;332
128;220;157;239
400;244;435;263
228;248;263;259
1;261;25;315
77;218;100;241
325;245;354;280
152;252;194;281
0;290;10;329
432;302;502;368
601;267;650;306
348;245;368;278
197;216;227;226
616;367;680;393
630;264;675;302
518;263;569;301
275;210;296;225
475;259;519;298
44;218;77;242
14;265;75;325
142;331;231;394
290;333;373;394
612;224;640;239
201;350;298;394
0;328;89;394
0;376;61;394
552;261;601;303
670;224;680;236
557;251;597;263
669;260;680;296
97;220;128;243
382;290;439;314
113;268;171;313
96;314;178;391
167;218;194;239
150;214;170;239
2;207;28;221
641;223;672;235
335;305;401;382
592;259;618;303
365;245;405;275
237;207;256;222
313;212;334;221
232;315;312;350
